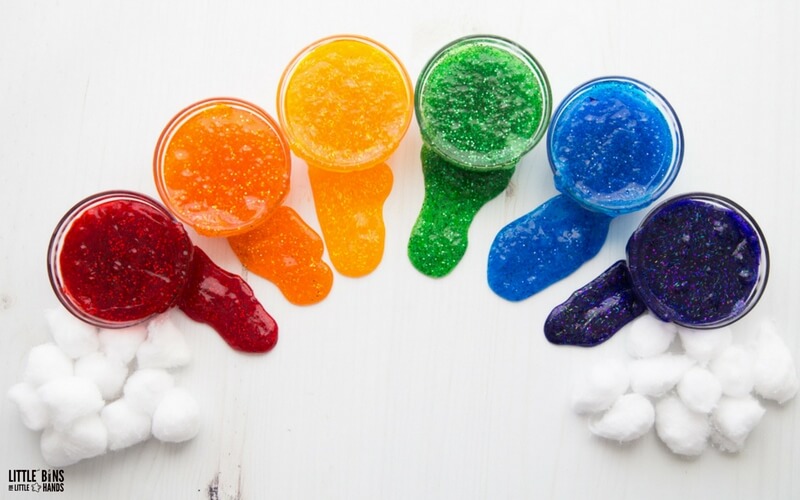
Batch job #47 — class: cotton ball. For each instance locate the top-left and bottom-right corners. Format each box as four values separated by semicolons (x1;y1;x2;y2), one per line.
136;313;191;369
570;359;629;414
627;314;677;358
655;395;710;456
98;324;148;364
7;382;50;431
710;345;754;397
151;388;200;443
39;415;108;467
588;393;655;442
101;399;151;451
677;367;722;414
751;322;798;404
678;326;732;365
23;343;73;387
40;428;80;467
74;352;129;400
711;396;765;453
62;414;108;460
45;308;99;359
123;369;174;415
37;376;105;431
629;354;695;397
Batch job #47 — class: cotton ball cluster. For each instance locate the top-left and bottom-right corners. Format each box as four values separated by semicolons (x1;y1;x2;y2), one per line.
571;315;797;457
7;309;200;467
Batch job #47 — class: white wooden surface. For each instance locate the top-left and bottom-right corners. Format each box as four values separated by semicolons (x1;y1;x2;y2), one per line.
1;1;798;499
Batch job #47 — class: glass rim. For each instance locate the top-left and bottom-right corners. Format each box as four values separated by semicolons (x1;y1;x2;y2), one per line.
626;192;769;329
47;190;191;329
153;96;291;237
547;75;684;216
414;34;552;170
276;34;414;172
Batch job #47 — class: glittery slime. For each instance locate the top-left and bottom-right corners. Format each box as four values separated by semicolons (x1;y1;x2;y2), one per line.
415;35;550;170
155;98;290;237
548;77;683;216
409;36;551;277
488;77;683;301
544;194;768;347
49;192;279;353
278;35;413;277
155;98;332;305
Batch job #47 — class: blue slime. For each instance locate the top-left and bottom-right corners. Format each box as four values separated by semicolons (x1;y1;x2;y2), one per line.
545;193;769;347
488;77;683;301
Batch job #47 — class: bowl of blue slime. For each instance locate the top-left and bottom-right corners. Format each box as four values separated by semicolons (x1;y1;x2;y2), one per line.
627;193;769;328
548;77;683;216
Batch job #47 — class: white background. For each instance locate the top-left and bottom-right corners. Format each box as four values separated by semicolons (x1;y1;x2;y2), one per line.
1;0;798;499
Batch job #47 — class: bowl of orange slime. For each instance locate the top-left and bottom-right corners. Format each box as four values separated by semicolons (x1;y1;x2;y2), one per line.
154;97;333;305
277;35;414;277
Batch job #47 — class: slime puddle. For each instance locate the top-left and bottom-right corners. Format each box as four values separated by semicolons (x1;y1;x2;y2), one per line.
228;206;333;305
278;35;413;276
544;193;769;347
49;191;278;353
307;164;392;277
155;98;332;304
409;35;551;277
408;146;513;277
488;77;683;301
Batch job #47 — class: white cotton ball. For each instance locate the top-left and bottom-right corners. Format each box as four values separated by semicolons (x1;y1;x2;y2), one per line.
678;326;732;365
627;314;677;358
151;388;200;443
62;414;108;460
98;324;148;364
123;369;174;415
570;359;629;414
629;354;695;397
45;308;99;359
101;399;151;451
37;376;105;431
39;415;108;467
40;428;80;467
136;313;191;369
710;345;754;397
655;395;710;457
74;352;129;401
710;396;765;453
588;393;655;442
751;322;798;404
7;382;50;431
23;343;73;387
677;367;722;414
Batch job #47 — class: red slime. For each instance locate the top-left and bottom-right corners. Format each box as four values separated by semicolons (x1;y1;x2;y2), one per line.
178;247;278;353
51;192;278;354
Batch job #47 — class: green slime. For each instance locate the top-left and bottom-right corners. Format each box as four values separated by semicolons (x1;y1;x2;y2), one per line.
408;146;514;277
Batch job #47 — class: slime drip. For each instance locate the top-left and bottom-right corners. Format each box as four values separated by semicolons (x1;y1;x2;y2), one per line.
279;36;413;276
487;195;611;301
57;198;192;324
178;247;278;353
544;260;646;347
158;102;289;237
228;206;333;305
627;196;763;327
308;164;392;277
408;146;513;277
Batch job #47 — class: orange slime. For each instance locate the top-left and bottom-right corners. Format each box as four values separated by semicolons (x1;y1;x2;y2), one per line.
155;98;332;304
278;36;413;277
